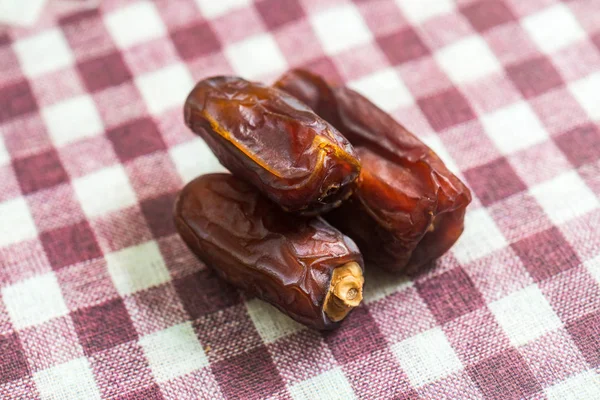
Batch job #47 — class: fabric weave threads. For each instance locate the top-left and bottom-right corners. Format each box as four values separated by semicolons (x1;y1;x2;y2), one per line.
1;0;600;398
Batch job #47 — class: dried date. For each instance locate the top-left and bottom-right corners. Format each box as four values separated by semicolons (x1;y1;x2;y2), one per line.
275;70;472;272
174;173;364;330
184;76;361;215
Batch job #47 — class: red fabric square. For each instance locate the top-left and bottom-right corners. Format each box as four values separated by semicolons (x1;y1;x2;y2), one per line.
58;137;119;178
78;51;132;93
124;283;188;336
0;332;30;384
0;80;38;124
171;21;221;62
40;221;102;270
107;118;166;163
194;305;263;363
93;83;147;130
256;0;306;30
566;310;600;368
59;9;115;61
211;345;286;400
90;342;154;399
377;28;430;66
91;206;154;253
124;152;181;201
301;57;344;84
27;183;84;232
416;268;485;324
512;227;580;282
322;306;387;365
174;269;241;320
268;330;336;385
72;298;138;355
506;56;563;99
0;164;22;202
418;87;476;131
541;267;600;324
2;115;51;160
461;1;516;32
343;349;413;399
56;258;120;311
444;308;511;364
464;157;527;206
12;149;69;195
19;316;84;372
467;349;542;400
554;123;600;168
488;193;553;243
140;192;178;239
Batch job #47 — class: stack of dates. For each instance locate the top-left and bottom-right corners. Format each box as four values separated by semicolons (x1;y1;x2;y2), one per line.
174;70;472;330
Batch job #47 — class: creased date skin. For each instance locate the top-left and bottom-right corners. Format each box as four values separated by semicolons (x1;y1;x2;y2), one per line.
275;70;472;273
184;76;361;215
174;173;364;330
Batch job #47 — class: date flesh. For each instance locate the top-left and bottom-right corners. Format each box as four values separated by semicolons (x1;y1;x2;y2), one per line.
174;173;364;330
184;76;361;215
275;70;472;273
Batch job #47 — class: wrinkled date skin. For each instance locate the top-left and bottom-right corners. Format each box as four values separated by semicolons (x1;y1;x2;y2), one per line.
174;173;364;330
184;76;361;215
275;70;472;273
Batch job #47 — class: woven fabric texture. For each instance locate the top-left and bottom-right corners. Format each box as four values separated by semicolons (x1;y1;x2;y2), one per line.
1;0;600;399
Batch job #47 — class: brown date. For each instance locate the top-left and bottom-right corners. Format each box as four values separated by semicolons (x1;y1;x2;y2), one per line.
275;70;472;273
184;76;361;215
173;173;364;330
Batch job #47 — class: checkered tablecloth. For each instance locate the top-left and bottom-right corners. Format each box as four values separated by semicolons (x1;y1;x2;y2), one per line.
1;0;599;399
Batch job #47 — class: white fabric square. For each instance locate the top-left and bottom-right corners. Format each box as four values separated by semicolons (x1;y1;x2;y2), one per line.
246;299;304;343
530;171;599;225
289;367;356;400
140;322;209;382
481;101;548;154
13;28;74;77
42;95;104;147
395;0;455;23
545;370;600;400
569;72;600;121
348;68;414;112
585;255;600;286
0;134;9;166
310;4;373;54
104;1;167;48
106;241;170;296
362;272;412;304
194;0;251;18
225;33;287;79
451;208;508;264
2;272;68;329
135;63;194;115
73;165;137;217
169;138;227;183
34;358;101;400
0;197;38;247
0;0;47;27
392;327;462;386
489;284;562;347
522;4;586;54
435;36;501;83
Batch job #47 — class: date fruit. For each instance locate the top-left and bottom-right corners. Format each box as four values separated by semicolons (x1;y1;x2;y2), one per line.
275;70;472;273
184;76;361;215
174;173;364;330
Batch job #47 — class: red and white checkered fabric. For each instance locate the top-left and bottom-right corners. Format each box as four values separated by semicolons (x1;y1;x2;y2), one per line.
1;0;599;398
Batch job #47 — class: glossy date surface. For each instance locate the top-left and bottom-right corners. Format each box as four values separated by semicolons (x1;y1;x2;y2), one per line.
174;173;364;330
184;76;361;215
275;70;472;272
